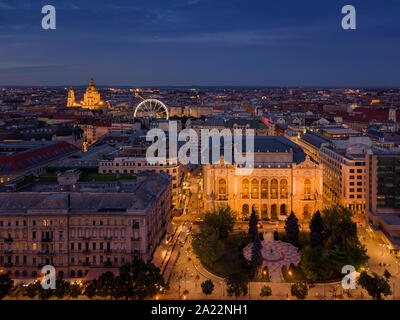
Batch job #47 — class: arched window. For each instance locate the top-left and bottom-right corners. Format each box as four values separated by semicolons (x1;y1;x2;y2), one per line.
271;179;278;199
251;179;259;199
304;179;311;195
242;204;249;218
77;270;83;278
58;271;64;279
303;205;311;220
271;204;278;219
252;204;259;217
280;179;288;199
242;179;249;199
218;178;227;200
70;270;75;278
280;204;287;216
261;179;268;199
261;204;268;220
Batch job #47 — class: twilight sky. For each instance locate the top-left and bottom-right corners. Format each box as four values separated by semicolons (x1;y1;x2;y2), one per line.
0;0;399;87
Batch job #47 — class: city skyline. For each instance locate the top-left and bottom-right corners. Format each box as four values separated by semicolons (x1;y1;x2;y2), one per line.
0;0;400;87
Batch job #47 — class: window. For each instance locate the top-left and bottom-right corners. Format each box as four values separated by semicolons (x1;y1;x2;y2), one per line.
280;179;288;199
304;179;311;195
303;205;311;220
271;205;277;219
271;179;278;199
242;204;249;218
251;179;259;199
218;179;227;197
261;180;268;199
242;179;249;199
280;204;287;216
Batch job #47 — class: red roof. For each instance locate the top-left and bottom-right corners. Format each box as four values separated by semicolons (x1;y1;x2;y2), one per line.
0;141;79;172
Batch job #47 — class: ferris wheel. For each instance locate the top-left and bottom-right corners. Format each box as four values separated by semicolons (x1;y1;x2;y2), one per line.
133;89;169;119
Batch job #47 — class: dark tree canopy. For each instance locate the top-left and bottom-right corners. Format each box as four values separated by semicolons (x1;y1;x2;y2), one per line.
201;280;215;297
226;272;248;299
0;273;14;300
285;211;299;245
204;205;236;240
358;271;392;300
310;210;324;247
250;232;263;278
291;282;308;300
248;207;258;241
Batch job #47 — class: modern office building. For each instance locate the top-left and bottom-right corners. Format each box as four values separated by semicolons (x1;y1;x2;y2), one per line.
366;149;400;252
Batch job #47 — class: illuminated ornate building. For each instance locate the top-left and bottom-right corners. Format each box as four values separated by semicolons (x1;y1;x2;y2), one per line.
67;78;106;110
203;136;323;222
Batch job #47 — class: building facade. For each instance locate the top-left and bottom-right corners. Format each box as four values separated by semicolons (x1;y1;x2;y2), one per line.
366;149;400;252
0;172;172;279
202;137;323;221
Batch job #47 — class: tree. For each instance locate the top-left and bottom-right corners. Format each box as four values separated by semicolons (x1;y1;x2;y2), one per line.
248;207;258;241
285;211;299;245
84;281;98;299
322;206;357;248
131;259;166;300
309;210;323;247
204;205;236;240
291;282;308;300
226;272;248;300
300;245;333;281
68;283;82;299
24;281;40;300
0;273;14;300
201;280;214;298
260;285;272;299
54;279;70;299
192;224;225;267
250;233;263;279
358;271;392;300
384;269;392;280
97;272;116;299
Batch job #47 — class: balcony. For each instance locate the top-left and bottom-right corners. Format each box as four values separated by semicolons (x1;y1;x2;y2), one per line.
83;237;91;241
83;262;91;267
41;238;53;242
104;261;112;267
217;195;228;201
104;236;112;241
104;249;112;254
38;251;54;255
4;237;13;242
4;263;13;267
82;249;91;254
4;250;13;254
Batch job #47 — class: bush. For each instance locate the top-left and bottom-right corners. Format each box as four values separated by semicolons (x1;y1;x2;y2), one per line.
260;285;272;299
291;282;308;300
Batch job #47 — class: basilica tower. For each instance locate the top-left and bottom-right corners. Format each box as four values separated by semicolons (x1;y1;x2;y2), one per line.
67;85;75;107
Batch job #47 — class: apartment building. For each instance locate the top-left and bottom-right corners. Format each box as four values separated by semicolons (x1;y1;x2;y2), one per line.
0;171;172;279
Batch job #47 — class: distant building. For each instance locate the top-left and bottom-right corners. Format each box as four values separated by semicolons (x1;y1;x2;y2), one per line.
67;78;107;110
0;141;79;184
